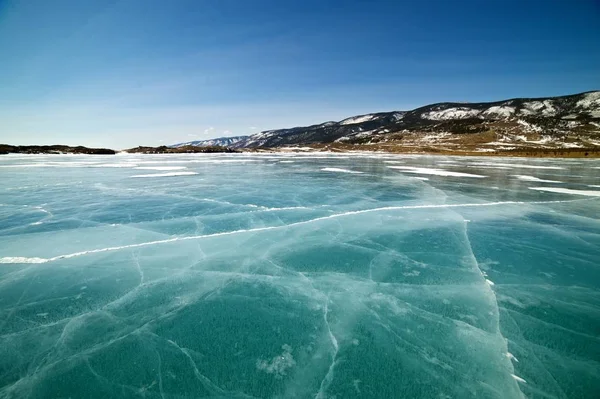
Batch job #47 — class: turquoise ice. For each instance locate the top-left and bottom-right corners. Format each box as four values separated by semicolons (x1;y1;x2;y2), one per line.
1;153;599;398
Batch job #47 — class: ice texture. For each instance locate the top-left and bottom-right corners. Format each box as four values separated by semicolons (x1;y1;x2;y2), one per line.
0;153;599;398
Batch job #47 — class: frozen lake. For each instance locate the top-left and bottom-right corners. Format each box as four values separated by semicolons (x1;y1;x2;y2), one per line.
1;153;599;398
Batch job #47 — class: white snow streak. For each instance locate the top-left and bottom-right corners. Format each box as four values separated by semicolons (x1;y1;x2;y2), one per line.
130;171;198;178
529;187;600;197
321;168;364;174
388;166;486;178
512;175;562;184
134;166;188;171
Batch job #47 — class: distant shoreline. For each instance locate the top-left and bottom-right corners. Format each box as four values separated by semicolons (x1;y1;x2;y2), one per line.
0;144;116;155
2;143;599;158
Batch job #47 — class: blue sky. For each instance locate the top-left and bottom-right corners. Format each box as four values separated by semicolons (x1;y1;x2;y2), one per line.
0;0;599;148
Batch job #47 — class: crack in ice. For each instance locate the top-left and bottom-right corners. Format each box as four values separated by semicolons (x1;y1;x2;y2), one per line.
157;351;166;399
315;297;339;399
0;200;575;264
165;339;228;396
462;223;525;399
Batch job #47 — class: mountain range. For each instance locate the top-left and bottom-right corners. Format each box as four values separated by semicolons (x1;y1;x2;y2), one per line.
173;91;600;155
171;136;249;148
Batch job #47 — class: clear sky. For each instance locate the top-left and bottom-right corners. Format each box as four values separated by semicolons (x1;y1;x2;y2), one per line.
0;0;599;149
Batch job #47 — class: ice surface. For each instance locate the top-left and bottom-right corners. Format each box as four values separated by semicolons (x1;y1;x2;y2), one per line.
1;153;599;398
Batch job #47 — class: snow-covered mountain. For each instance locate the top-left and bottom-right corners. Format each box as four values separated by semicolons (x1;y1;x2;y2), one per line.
231;112;407;148
226;91;600;152
168;91;599;153
172;136;249;148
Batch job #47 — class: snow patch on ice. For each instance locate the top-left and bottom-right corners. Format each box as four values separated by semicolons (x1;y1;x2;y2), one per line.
321;168;364;174
134;166;188;171
91;163;139;168
0;257;49;264
388;166;486;178
256;344;295;378
506;353;519;363
130;171;199;178
512;175;562;183
529;187;600;197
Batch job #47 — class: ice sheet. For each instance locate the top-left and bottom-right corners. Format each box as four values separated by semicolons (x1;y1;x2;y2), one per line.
1;153;598;399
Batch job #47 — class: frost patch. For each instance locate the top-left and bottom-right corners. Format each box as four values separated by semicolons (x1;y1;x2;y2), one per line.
256;344;296;378
0;257;49;264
